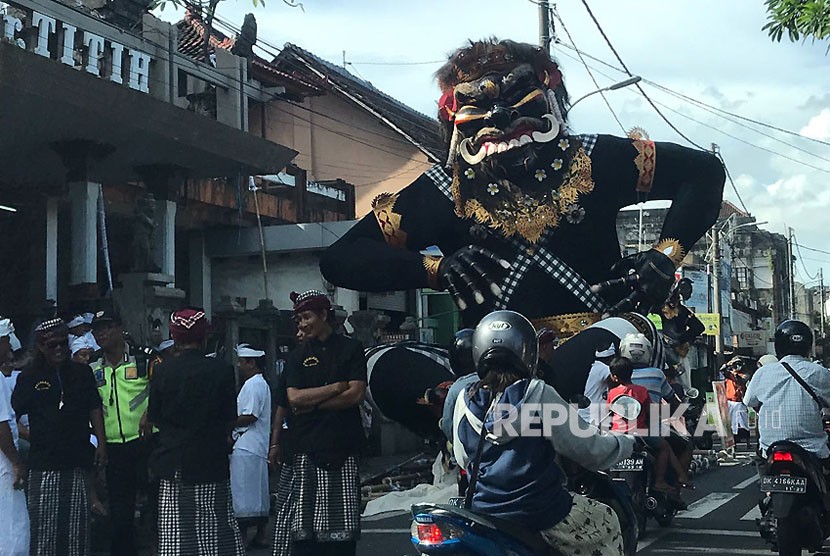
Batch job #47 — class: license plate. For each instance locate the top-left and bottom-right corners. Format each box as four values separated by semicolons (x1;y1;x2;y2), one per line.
611;456;644;472
760;475;807;494
448;497;466;507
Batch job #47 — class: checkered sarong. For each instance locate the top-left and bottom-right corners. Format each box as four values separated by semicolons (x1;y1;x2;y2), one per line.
271;463;294;556
290;454;360;542
28;468;90;556
158;472;245;556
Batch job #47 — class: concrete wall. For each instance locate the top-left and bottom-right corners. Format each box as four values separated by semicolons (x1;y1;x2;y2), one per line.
211;250;359;325
263;94;434;217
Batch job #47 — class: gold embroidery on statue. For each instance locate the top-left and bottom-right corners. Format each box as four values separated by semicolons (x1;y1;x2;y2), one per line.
423;256;443;290
371;192;407;249
633;139;657;193
451;146;595;244
653;238;686;267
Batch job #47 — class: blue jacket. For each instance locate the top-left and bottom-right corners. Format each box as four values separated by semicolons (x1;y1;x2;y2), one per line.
453;378;634;531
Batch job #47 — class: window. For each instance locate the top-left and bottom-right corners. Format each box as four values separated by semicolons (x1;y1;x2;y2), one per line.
735;267;751;290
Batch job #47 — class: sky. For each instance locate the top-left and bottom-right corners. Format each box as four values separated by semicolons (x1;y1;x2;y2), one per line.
156;1;830;286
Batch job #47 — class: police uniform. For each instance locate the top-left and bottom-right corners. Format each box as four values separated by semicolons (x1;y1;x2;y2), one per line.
90;339;153;556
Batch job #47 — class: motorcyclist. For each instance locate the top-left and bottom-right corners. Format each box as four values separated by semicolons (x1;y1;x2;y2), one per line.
622;333;694;490
744;320;830;460
452;310;635;556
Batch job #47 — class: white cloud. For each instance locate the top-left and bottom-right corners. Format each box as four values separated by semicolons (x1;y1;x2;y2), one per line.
800;109;830;141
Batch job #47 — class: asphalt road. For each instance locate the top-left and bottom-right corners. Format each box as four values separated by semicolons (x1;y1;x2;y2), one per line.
353;449;773;556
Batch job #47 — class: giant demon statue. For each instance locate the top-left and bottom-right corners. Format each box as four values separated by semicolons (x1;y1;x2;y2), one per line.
321;39;725;428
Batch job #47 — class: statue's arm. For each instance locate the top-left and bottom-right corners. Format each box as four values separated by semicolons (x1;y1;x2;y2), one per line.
591;135;726;256
320;172;456;292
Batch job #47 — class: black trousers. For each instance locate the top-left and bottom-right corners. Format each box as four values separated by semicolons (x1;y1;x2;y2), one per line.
106;438;156;556
293;540;357;556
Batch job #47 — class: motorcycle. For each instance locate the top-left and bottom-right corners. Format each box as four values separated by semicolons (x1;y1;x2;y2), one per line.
757;441;830;556
410;465;639;556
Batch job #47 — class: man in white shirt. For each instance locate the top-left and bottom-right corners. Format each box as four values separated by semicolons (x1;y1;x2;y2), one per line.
0;317;28;556
230;344;272;549
744;320;830;459
578;344;616;428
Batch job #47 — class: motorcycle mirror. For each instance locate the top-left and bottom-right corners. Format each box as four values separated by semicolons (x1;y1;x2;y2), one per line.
686;388;700;399
609;395;642;421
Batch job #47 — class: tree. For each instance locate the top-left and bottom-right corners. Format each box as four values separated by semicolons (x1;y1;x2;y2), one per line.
763;0;830;46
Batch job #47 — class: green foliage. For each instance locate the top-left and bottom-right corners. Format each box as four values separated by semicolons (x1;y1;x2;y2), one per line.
763;0;830;46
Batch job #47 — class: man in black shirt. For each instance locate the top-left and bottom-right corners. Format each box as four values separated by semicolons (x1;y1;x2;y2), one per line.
12;318;106;556
283;290;367;556
148;307;244;556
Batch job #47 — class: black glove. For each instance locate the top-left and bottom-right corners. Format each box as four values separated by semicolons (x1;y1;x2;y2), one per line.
608;249;676;315
438;245;511;311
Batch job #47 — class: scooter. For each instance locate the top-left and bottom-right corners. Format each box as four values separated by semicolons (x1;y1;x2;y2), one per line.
412;463;640;556
757;441;830;556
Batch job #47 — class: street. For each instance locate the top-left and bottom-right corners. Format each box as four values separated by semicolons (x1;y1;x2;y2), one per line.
352;451;773;556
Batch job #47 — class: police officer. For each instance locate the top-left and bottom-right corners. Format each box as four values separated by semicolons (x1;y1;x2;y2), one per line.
90;310;154;556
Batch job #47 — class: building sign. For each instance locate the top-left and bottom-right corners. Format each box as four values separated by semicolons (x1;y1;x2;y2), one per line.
680;268;710;313
2;2;152;93
696;313;721;336
736;331;765;348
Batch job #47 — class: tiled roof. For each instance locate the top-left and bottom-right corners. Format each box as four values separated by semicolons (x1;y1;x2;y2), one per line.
175;16;444;162
274;44;444;162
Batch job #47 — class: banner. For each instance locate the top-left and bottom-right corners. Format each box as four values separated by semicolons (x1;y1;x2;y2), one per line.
681;268;710;314
696;313;721;336
712;381;735;450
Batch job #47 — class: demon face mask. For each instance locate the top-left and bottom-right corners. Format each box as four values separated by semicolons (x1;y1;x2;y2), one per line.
436;39;593;244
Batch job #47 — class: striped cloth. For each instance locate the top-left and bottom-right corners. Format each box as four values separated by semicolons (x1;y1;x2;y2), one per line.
271;463;295;556
28;468;89;556
158;472;245;556
290;454;360;543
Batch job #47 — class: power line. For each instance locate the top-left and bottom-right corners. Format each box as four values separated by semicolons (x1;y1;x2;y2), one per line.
795;242;830;257
349;60;445;66
550;6;626;134
578;0;705;151
554;41;830;151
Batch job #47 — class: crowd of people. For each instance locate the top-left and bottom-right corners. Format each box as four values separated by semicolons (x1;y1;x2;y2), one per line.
0;289;367;556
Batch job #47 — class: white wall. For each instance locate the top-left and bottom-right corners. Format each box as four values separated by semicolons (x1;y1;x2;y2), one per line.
211;251;360;325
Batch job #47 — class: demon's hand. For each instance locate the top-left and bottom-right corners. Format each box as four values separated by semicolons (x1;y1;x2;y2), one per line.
438;245;511;311
608;249;676;315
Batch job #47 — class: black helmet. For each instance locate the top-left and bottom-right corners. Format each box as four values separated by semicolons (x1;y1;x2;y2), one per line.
448;328;475;375
472;311;538;379
774;320;813;358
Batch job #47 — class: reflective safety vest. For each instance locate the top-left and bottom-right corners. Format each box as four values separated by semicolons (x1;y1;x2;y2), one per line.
90;346;151;444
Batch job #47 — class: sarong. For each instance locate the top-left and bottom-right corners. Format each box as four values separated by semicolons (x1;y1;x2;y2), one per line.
0;458;29;556
271;463;295;556
28;468;89;556
230;450;269;519
541;494;624;556
728;400;750;434
157;471;245;556
290;454;360;543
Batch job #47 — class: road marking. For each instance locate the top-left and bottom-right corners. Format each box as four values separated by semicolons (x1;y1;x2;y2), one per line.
362;528;412;534
741;506;762;521
733;474;759;490
650;548;767;555
362;510;408;522
636;529;671;552
677;492;739;519
678;528;759;537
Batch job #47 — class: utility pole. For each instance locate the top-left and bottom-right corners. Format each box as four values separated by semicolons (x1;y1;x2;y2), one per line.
712;226;723;360
787;226;796;319
539;0;551;53
821;268;826;339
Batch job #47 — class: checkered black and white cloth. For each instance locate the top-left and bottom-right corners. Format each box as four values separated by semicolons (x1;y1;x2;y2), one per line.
290;454;360;543
158;472;245;556
271;463;295;556
28;468;90;556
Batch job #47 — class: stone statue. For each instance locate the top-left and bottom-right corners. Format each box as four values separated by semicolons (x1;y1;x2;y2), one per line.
131;193;159;272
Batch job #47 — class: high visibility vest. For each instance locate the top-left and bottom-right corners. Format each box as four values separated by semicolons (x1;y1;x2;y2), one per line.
90;346;151;444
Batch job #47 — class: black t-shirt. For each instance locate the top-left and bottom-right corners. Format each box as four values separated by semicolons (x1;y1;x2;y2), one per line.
283;334;366;459
148;349;237;483
12;360;102;471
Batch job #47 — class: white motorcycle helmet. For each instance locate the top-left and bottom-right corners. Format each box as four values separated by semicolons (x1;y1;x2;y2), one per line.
619;333;653;367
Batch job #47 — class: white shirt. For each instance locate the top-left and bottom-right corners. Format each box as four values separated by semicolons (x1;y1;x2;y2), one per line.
578;360;611;427
232;374;272;459
0;374;16;453
744;355;830;458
